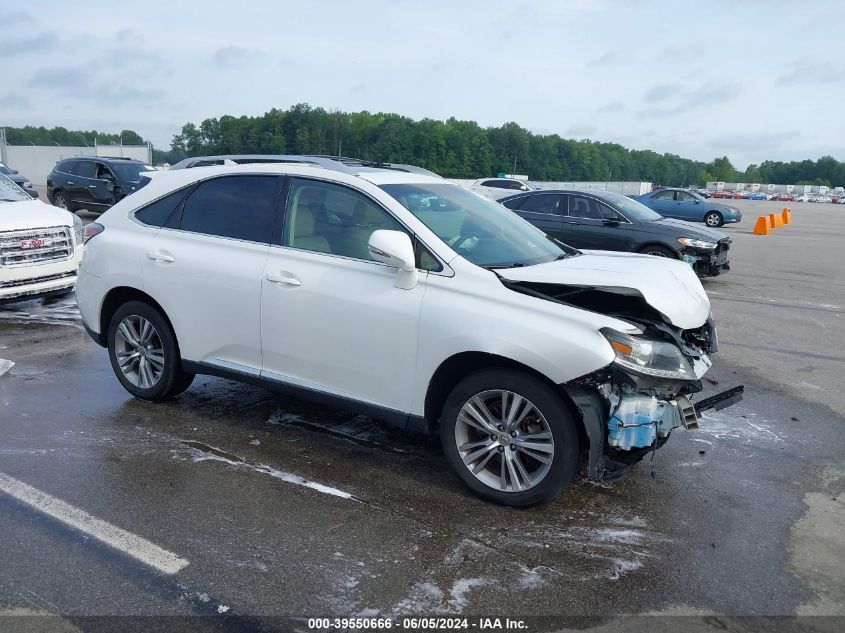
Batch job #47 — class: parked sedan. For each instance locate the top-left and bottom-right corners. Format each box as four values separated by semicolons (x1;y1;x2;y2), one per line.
747;192;769;200
0;162;38;199
632;187;742;227
773;193;795;201
500;189;731;277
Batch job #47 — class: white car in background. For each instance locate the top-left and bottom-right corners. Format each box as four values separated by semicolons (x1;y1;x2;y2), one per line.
470;177;538;200
76;157;741;506
815;195;832;203
1;174;83;304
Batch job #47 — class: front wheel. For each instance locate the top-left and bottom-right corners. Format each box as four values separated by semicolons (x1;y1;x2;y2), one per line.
51;190;67;209
640;244;676;258
439;369;580;506
704;211;724;227
107;300;194;401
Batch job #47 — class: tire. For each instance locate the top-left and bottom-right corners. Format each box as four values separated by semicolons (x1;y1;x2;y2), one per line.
51;190;67;209
704;211;723;227
439;368;580;506
639;244;676;258
107;300;194;401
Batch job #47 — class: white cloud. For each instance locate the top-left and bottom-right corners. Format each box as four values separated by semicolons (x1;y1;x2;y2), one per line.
1;0;843;167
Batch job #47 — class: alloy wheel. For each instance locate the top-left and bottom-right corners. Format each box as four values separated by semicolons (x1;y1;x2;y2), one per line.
114;315;165;389
454;389;554;492
53;192;67;209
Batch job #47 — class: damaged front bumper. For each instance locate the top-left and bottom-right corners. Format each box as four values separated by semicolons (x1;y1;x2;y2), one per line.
565;316;743;482
682;239;731;278
566;380;744;482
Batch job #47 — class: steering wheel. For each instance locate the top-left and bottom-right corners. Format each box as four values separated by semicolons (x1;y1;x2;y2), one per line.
448;233;480;252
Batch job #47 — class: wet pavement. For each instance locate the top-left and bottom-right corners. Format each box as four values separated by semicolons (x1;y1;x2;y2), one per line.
1;202;844;632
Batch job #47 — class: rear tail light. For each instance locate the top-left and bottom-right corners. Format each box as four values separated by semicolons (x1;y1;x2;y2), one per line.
83;222;105;243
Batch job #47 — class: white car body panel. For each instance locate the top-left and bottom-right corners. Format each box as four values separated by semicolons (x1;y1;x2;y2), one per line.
76;162;711;420
260;246;426;411
0;198;82;302
142;229;270;371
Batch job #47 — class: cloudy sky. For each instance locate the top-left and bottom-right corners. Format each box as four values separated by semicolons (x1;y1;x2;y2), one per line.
1;0;843;168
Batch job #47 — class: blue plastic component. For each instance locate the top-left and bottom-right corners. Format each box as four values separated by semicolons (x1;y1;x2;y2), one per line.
607;395;658;450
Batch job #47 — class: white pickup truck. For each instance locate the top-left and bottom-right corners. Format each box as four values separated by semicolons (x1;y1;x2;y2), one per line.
0;174;83;304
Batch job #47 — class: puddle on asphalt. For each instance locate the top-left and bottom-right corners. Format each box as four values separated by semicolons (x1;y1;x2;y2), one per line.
0;296;82;329
267;409;440;458
698;406;784;444
173;439;357;501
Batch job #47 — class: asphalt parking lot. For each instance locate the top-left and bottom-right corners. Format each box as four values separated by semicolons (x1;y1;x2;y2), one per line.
1;197;844;631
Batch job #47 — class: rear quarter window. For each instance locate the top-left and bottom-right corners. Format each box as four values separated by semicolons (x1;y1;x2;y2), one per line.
134;187;193;227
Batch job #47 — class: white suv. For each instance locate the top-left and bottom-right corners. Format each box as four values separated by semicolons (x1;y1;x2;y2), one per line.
76;157;740;505
470;177;537;201
1;174;83;304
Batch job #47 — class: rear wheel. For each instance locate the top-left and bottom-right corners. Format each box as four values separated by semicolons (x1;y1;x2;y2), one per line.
439;369;580;506
704;211;724;227
107;300;194;401
640;244;676;258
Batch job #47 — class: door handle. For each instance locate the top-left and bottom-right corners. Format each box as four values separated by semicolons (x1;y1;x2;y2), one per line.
67;181;75;185
146;250;175;263
265;271;301;286
88;185;98;188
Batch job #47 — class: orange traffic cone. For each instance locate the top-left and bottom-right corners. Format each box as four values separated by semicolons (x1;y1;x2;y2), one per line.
769;213;784;228
782;207;790;214
753;215;771;235
782;208;792;224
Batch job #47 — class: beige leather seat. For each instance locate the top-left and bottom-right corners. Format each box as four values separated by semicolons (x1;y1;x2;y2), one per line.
289;197;331;254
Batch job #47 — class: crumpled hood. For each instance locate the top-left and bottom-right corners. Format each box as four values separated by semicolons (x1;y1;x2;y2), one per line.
0;198;74;232
498;250;711;330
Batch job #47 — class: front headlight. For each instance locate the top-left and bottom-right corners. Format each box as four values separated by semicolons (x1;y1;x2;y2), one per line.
602;329;696;380
72;213;84;245
678;237;716;249
23;180;32;188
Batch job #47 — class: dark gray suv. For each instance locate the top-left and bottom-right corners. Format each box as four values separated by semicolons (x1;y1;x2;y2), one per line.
47;157;154;213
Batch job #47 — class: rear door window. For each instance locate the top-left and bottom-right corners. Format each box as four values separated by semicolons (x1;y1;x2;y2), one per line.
652;190;675;201
519;194;562;214
176;175;279;243
71;162;98;178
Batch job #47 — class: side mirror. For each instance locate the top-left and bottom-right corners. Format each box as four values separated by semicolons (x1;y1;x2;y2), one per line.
11;169;18;174
368;230;418;290
601;218;620;227
520;185;529;191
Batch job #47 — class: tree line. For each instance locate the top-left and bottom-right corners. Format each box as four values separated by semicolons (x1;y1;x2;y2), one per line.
4;106;843;186
3;126;145;147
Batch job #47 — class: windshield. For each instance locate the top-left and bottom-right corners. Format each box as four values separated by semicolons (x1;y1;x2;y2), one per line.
111;162;155;181
380;182;574;268
0;173;31;202
604;192;663;222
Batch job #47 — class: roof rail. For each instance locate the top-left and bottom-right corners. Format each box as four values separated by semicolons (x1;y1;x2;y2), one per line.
172;154;443;178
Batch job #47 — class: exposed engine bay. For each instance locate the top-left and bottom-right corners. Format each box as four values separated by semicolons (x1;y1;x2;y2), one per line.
501;279;744;481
